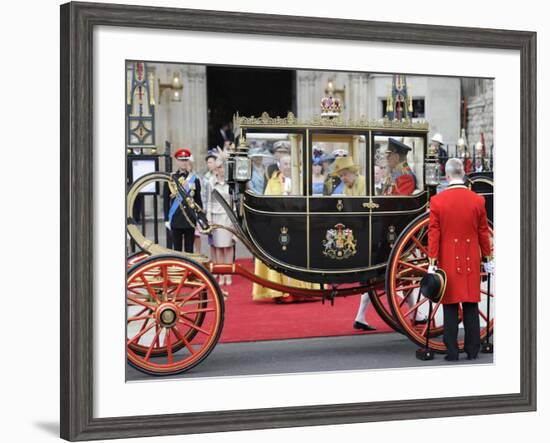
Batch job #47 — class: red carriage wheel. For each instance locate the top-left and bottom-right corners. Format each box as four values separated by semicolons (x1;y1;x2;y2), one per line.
367;286;404;333
127;250;149;269
385;213;494;353
127;255;223;375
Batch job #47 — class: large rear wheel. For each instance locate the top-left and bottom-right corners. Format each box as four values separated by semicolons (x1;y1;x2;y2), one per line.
385;213;494;353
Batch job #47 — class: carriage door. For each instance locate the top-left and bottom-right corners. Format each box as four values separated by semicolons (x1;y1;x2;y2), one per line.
308;133;370;272
370;134;428;265
242;131;309;269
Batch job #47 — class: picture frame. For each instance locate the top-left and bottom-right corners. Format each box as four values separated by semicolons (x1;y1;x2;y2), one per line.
127;155;159;195
60;1;537;441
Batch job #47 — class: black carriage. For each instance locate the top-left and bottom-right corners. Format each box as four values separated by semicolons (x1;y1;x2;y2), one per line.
126;112;494;376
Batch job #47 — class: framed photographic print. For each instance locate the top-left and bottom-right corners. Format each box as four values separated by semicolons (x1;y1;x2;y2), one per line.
60;1;537;441
127;155;159;195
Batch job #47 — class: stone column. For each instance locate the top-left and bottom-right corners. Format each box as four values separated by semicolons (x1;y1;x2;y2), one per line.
348;73;369;120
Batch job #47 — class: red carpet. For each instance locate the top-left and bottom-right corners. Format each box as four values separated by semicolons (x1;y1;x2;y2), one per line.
216;258;394;343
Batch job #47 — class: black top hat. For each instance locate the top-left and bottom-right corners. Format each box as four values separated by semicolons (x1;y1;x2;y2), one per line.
420;269;447;303
387;138;412;156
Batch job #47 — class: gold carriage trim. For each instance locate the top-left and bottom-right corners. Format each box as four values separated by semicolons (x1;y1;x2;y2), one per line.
235;112;429;131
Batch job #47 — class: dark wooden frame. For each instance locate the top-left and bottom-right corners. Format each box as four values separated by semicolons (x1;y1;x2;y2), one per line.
60;1;537;440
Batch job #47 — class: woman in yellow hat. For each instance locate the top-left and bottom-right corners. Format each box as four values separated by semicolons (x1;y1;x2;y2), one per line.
331;156;366;196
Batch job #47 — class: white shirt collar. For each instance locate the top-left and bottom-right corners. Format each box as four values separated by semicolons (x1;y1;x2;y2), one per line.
448;178;464;186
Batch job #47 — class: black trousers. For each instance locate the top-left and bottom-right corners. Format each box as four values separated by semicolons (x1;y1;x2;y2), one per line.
443;302;480;359
172;227;195;253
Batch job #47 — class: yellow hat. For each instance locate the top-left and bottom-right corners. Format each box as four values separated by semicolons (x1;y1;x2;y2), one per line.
332;156;359;175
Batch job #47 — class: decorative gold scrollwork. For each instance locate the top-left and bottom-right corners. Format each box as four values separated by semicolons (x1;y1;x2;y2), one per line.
362;200;380;209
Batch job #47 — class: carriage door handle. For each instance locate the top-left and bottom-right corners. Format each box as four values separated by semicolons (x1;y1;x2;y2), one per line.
363;200;379;209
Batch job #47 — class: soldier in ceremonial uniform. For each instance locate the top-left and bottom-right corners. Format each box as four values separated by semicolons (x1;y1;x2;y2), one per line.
427;158;493;361
163;148;203;253
382;138;417;196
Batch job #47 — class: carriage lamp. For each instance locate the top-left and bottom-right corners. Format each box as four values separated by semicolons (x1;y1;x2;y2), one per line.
425;161;440;186
234;156;251;181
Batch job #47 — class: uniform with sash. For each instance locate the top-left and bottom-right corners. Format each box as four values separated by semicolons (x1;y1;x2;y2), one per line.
164;169;202;253
383;161;417;195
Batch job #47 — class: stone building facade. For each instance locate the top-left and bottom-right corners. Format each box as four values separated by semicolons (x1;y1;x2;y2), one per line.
462;79;494;149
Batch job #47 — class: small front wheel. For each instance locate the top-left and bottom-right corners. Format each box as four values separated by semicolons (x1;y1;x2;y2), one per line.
126;255;224;375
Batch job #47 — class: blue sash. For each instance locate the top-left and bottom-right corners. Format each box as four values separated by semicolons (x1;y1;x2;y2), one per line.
168;174;196;225
332;181;344;195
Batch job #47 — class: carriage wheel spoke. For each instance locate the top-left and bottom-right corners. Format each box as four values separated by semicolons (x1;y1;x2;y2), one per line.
420;301;442;336
128;321;156;345
172;326;197;355
181;307;215;315
395;283;420;292
176;285;208;306
398;289;415;307
139;274;161;304
169;269;190;298
403;297;428;318
144;327;162;361
127;296;156;310
127;306;148;319
127;313;154;323
398;260;428;275
178;318;210;335
162;265;169;302
410;235;429;256
165;328;173;364
479;310;489;322
127;285;149;295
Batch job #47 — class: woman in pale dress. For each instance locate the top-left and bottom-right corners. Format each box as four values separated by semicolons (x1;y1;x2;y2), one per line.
311;157;326;196
207;158;235;286
251;154;316;303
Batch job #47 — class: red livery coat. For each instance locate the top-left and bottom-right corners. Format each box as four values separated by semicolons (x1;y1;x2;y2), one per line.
427;185;492;304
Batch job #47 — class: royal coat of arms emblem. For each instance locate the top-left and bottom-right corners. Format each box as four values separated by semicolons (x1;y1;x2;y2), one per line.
322;223;357;259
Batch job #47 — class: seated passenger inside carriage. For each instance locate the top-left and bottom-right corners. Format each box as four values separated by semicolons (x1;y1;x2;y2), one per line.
250;136;316;303
381;138;418;196
331;156;366;197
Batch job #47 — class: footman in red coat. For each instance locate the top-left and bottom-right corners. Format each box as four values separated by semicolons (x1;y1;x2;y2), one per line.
427;158;493;361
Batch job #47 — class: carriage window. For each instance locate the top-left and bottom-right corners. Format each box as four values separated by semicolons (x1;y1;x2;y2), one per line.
245;133;304;196
373;136;424;195
311;134;367;196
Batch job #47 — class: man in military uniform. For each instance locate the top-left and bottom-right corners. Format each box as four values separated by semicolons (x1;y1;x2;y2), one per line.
163;148;203;253
382;138;417;196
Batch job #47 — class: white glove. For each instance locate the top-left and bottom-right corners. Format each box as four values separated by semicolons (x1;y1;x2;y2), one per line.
483;260;495;274
164;221;171;231
428;265;437;274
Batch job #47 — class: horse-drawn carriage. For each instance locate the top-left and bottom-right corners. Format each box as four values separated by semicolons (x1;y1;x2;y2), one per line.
126;112;494;376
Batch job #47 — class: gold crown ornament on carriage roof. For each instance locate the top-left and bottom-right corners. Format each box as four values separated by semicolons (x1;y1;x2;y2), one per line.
320;96;342;117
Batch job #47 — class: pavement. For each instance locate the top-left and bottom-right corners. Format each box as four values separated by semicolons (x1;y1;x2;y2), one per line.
126;332;494;381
